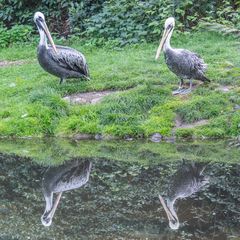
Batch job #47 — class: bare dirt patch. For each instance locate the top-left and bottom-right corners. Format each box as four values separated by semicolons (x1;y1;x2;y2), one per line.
216;85;234;93
174;115;209;129
0;60;29;68
63;90;118;104
177;119;209;129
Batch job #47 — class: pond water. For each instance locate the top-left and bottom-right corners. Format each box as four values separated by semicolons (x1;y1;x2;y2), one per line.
0;139;239;240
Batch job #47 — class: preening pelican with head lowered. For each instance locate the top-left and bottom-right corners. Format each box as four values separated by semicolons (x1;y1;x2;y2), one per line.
155;17;210;95
34;12;89;84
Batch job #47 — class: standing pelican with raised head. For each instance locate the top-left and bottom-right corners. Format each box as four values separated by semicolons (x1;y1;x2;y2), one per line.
159;161;209;230
34;12;89;84
155;17;210;94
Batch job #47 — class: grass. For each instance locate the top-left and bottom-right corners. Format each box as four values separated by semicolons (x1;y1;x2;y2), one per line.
0;31;240;138
0;138;239;165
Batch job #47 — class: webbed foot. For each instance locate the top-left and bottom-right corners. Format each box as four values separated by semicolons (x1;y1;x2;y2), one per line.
172;88;184;95
179;88;192;95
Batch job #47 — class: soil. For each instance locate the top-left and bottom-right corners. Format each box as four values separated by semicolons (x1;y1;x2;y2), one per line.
63;90;118;104
174;115;209;129
0;60;28;67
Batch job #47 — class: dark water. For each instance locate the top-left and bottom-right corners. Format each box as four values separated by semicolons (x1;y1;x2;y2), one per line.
0;139;239;240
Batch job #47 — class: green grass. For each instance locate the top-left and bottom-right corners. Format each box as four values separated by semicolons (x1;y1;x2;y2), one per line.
0;31;240;138
0;138;239;165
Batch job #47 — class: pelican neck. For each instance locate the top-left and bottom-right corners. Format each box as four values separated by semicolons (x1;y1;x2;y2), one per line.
163;29;173;52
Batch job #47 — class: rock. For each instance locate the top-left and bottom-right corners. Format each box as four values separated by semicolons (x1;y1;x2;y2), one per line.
95;134;103;140
234;104;240;110
124;135;134;141
150;133;163;142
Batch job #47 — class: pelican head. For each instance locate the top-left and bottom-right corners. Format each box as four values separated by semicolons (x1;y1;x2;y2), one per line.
159;195;179;230
34;12;57;54
41;192;62;227
41;212;52;227
155;17;175;60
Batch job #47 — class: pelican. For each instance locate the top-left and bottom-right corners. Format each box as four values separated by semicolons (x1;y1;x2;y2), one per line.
155;17;210;95
159;161;209;229
41;159;92;226
34;12;89;84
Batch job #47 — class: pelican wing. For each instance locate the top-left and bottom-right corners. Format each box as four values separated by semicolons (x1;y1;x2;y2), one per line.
179;49;207;76
165;48;208;80
49;45;89;77
183;50;207;75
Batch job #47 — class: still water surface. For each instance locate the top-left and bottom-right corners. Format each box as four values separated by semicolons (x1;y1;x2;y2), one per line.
0;139;239;239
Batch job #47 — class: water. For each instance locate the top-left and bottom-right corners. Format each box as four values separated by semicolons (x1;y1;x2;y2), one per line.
0;139;239;240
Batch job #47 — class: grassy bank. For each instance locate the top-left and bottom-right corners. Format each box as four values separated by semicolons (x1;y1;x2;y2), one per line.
0;138;239;165
0;31;240;138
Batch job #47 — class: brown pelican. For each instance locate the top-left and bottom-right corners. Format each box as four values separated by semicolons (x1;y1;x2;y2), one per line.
41;159;92;226
159;161;209;229
34;12;89;84
155;17;210;95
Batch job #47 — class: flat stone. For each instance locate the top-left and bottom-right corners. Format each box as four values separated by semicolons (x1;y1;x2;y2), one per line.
150;133;163;142
63;90;117;104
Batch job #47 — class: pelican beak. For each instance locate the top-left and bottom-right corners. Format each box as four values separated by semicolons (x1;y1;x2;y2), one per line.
48;192;62;220
41;192;62;226
41;20;58;54
159;195;179;229
155;27;172;60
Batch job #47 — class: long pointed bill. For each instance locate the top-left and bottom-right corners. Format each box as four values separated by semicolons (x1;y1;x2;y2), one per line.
50;192;62;218
41;192;62;226
159;195;177;224
155;27;172;60
48;192;62;220
42;21;58;54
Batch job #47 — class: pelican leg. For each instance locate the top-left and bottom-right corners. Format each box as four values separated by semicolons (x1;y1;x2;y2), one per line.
59;78;64;84
180;79;192;94
172;79;184;95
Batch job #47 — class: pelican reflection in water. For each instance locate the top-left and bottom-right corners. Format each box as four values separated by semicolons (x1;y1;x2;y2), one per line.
159;160;209;230
41;159;92;226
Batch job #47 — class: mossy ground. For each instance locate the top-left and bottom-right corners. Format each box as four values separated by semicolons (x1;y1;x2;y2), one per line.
0;31;240;138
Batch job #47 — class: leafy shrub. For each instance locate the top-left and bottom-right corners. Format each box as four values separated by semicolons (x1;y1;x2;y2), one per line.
0;0;239;46
0;24;32;47
84;0;173;45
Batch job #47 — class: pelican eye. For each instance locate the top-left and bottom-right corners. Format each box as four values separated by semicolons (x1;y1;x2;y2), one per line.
167;24;173;30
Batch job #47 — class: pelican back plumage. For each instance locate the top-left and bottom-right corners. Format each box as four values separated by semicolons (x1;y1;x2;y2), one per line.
37;45;89;83
164;48;209;82
167;161;209;200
